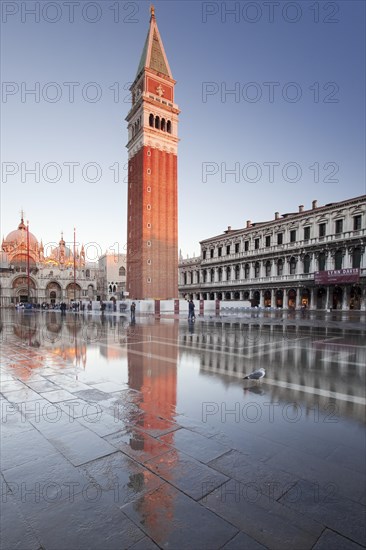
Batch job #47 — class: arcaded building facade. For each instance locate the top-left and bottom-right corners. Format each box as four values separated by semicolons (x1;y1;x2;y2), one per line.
179;196;366;310
126;7;179;300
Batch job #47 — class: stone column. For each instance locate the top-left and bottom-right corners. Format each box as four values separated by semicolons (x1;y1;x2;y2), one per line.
296;288;302;308
341;286;349;310
361;286;366;311
310;287;315;310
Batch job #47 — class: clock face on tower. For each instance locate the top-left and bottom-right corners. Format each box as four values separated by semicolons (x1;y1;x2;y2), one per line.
126;8;180;300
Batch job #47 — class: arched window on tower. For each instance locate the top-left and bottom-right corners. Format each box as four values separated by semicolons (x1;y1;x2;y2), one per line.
167;120;172;133
155;116;160;129
149;114;154;127
161;118;166;131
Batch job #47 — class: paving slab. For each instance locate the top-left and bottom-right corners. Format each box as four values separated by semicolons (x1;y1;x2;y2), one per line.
145;449;229;500
312;529;366;550
208;448;299;500
105;427;173;464
278;479;366;546
1;428;61;471
0;489;41;550
78;450;164;507
122;482;238;549
159;427;231;464
266;447;366;505
19;491;146;550
43;426;118;466
201;478;323;549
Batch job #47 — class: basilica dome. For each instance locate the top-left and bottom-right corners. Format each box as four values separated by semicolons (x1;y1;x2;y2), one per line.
4;218;39;248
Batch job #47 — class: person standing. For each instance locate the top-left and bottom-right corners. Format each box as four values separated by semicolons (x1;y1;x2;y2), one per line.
130;301;136;322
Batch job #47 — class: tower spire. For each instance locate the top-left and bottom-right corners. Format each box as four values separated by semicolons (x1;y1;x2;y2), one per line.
135;6;173;79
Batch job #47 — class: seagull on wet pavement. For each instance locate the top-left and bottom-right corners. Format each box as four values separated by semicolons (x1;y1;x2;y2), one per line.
243;368;266;380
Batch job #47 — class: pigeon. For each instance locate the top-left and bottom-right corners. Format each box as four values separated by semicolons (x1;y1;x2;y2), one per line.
243;368;266;380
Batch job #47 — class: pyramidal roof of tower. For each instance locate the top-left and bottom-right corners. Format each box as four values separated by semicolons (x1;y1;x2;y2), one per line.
135;7;173;79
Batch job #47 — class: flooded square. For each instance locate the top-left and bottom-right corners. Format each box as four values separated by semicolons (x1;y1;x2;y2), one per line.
1;309;365;549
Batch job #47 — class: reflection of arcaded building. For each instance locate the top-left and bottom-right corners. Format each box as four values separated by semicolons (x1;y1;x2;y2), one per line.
183;320;366;423
179;195;366;310
0;215;98;306
2;310;87;369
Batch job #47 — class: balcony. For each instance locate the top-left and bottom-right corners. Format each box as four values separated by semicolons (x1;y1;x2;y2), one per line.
200;229;366;264
180;267;366;290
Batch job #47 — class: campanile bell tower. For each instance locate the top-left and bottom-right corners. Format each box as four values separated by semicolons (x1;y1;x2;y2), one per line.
126;6;180;299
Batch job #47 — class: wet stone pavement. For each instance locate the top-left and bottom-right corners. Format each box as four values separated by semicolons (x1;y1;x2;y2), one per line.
0;309;365;550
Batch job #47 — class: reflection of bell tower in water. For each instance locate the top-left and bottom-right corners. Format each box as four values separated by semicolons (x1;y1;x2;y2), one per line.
126;5;180;299
126;320;178;538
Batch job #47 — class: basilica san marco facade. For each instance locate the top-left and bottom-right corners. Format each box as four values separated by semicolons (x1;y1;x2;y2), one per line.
178;195;366;311
0;216;97;307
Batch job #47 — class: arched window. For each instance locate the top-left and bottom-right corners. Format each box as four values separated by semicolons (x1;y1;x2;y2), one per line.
352;247;361;269
167;120;172;133
290;257;296;275
196;270;200;283
245;263;250;279
235;265;240;280
265;261;271;277
303;254;311;274
203;269;207;283
218;268;222;282
277;259;283;276
254;262;260;278
183;273;187;285
109;284;112;292
119;266;126;276
86;269;90;278
334;250;343;270
318;252;326;271
226;267;231;280
113;285;116;293
161;118;166;131
155;116;160;129
210;268;215;282
149;114;154;127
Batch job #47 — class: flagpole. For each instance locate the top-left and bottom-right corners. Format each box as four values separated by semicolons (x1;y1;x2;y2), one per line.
27;220;30;303
74;227;76;301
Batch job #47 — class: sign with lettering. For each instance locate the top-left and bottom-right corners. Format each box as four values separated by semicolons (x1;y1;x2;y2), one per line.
314;268;360;284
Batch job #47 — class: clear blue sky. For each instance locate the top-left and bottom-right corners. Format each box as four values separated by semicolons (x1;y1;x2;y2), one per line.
1;0;365;260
